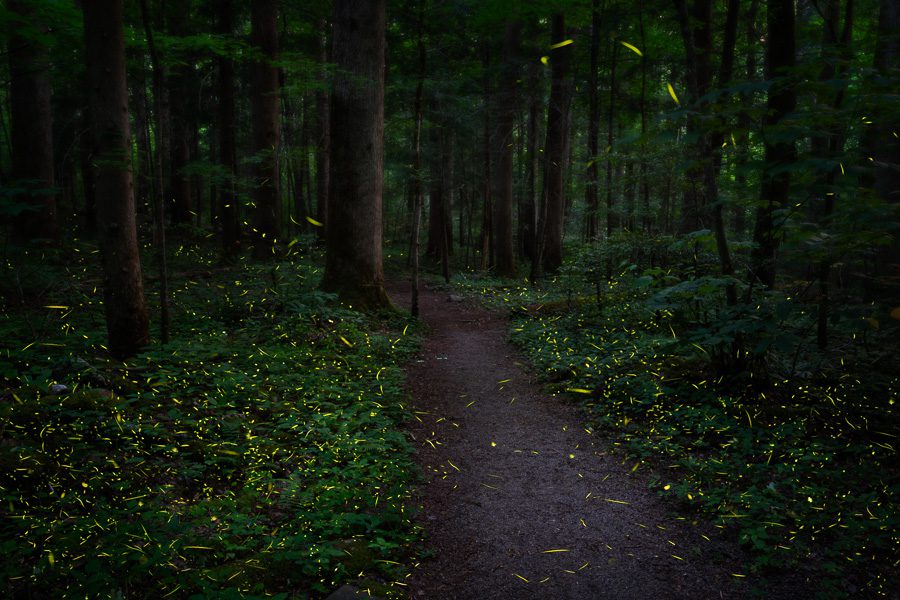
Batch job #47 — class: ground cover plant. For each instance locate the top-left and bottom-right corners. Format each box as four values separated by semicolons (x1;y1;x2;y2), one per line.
0;237;420;599
449;235;899;599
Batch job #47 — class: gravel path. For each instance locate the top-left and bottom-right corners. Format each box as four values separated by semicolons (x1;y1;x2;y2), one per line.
389;279;784;600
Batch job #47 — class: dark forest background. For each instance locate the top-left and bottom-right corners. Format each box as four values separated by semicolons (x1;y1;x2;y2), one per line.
0;0;897;597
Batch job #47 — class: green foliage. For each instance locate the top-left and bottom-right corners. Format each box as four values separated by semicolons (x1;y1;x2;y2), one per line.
0;239;420;598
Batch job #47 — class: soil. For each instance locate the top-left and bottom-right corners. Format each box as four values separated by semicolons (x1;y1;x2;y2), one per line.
387;279;798;600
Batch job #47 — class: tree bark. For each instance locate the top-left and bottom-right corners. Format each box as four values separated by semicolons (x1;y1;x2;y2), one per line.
315;17;330;242
82;0;149;358
167;2;193;225
492;21;521;278
751;0;796;289
522;61;541;266
251;0;281;258
540;14;574;273
321;0;392;309
585;1;601;240
8;0;58;243
216;0;241;258
410;4;426;317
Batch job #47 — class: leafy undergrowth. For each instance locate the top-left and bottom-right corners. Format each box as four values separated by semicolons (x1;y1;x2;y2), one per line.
450;260;898;599
1;237;420;599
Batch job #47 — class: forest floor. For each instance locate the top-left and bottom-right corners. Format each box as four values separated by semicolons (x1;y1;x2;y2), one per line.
388;278;799;600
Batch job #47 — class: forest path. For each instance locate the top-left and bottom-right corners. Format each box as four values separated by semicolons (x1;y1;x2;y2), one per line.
387;279;757;600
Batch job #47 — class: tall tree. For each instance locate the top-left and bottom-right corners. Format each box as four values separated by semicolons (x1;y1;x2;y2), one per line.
216;0;241;258
860;0;900;204
584;1;601;240
250;0;281;258
751;0;796;289
314;17;330;242
673;0;739;305
321;0;392;309
7;0;58;243
167;1;195;225
139;0;172;345
82;0;149;358
492;21;521;278
410;1;427;317
538;13;574;273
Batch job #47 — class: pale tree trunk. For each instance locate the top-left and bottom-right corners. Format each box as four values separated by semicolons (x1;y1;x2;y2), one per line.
8;0;58;243
540;13;573;273
83;0;149;358
251;0;281;258
492;21;521;278
322;0;392;309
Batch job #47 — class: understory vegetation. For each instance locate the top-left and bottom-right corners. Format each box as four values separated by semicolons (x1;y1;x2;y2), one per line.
449;232;898;599
0;235;419;599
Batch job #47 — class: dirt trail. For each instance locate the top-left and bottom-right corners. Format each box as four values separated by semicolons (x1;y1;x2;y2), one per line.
387;279;774;600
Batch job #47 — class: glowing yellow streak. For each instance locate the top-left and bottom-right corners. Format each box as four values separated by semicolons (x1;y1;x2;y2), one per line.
550;39;574;49
543;548;570;553
667;83;681;105
620;41;643;56
306;216;324;227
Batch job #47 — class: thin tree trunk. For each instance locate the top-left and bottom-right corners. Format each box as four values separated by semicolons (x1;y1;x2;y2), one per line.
585;1;601;241
8;0;57;243
541;14;574;273
167;2;193;225
492;21;521;277
411;5;426;318
315;17;330;242
139;0;171;345
251;0;281;258
217;0;240;258
751;0;796;289
480;45;492;271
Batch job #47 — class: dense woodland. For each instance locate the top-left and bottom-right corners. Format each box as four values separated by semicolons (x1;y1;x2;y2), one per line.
0;0;897;598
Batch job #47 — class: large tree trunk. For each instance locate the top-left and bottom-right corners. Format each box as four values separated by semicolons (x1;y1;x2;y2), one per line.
217;0;240;258
751;0;796;289
321;0;391;309
540;14;574;273
492;21;521;278
82;0;149;358
251;0;281;258
8;0;58;243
